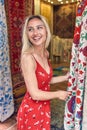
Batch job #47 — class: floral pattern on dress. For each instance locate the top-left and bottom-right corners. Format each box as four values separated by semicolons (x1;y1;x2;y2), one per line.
64;1;87;130
0;0;14;122
17;59;53;130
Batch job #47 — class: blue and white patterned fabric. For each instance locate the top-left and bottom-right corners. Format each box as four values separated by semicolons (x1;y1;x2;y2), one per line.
0;0;14;122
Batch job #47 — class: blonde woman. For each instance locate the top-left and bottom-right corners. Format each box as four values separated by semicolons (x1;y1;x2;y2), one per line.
17;15;71;130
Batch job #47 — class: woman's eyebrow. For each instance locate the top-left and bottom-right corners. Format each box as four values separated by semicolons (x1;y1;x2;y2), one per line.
27;24;45;28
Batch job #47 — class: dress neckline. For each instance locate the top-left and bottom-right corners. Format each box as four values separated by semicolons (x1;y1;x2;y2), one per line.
32;55;50;75
36;59;51;75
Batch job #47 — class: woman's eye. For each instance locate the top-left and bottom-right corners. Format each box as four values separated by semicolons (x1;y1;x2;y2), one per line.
28;28;34;32
37;26;43;30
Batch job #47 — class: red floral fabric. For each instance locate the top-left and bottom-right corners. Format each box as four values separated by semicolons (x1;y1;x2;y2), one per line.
64;1;87;130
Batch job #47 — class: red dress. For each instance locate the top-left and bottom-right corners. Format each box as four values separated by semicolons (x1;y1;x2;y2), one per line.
17;59;53;130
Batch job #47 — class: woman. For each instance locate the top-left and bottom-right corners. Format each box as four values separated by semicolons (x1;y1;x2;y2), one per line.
17;15;71;130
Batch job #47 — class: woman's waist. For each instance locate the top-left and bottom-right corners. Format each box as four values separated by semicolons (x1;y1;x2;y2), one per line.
24;92;50;104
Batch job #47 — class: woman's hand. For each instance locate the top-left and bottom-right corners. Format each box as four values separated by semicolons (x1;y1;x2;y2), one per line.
65;72;70;81
57;90;71;101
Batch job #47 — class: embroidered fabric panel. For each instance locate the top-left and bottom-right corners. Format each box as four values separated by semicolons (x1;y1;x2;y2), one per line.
0;0;14;122
82;64;87;129
64;0;87;130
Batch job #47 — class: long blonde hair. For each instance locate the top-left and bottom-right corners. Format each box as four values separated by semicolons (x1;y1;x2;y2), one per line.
21;15;51;54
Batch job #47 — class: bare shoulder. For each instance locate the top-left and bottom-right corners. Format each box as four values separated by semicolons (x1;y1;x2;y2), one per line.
21;52;36;70
21;52;32;61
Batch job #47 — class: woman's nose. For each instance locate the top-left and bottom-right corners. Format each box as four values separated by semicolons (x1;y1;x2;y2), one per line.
33;28;38;35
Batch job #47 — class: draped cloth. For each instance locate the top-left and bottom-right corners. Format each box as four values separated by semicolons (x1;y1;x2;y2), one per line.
82;64;87;130
5;0;34;112
0;0;14;122
64;0;87;130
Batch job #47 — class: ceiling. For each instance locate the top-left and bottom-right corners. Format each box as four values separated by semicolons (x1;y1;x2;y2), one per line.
41;0;79;5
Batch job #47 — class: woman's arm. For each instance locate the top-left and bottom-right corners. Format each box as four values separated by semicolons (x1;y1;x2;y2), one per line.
50;72;69;84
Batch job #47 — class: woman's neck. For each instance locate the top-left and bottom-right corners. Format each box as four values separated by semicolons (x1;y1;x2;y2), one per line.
34;46;46;58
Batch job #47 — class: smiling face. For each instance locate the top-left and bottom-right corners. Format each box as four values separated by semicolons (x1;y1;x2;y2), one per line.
27;18;47;47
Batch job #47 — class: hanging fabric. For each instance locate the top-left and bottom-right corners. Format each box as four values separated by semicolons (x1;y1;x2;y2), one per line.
5;0;34;112
82;64;87;130
0;0;14;122
64;0;87;130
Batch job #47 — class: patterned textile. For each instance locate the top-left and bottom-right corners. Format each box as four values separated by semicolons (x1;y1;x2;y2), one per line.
53;3;76;38
64;1;87;130
0;0;14;122
5;0;34;112
82;63;87;129
51;35;73;62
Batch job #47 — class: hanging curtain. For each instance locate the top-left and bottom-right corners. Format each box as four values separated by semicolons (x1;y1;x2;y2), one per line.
64;0;87;130
0;0;14;122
